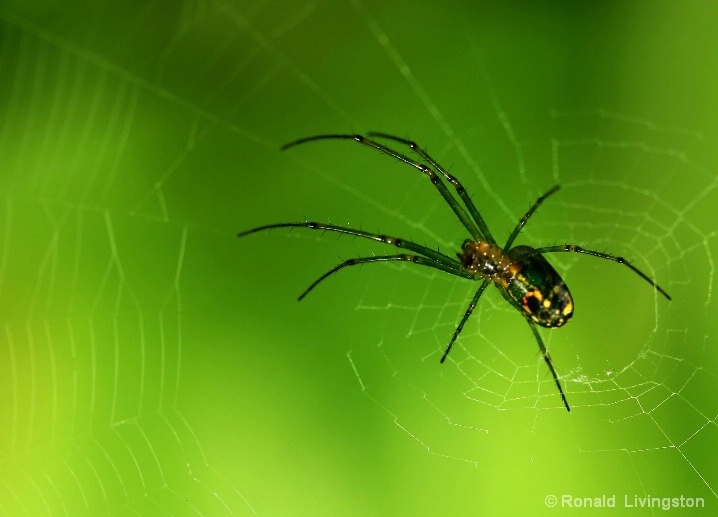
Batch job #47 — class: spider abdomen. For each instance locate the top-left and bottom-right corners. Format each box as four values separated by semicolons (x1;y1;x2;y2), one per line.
502;245;574;328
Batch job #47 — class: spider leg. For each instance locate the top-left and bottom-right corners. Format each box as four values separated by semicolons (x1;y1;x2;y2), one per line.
521;244;671;300
503;185;561;250
299;254;472;301
527;321;571;412
368;132;496;245
440;280;490;363
281;134;484;241
238;221;462;270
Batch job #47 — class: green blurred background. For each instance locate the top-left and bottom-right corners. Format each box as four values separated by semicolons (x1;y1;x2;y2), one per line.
1;1;717;515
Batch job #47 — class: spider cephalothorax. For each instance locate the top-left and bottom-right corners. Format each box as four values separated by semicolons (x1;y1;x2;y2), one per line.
458;240;511;277
239;132;671;411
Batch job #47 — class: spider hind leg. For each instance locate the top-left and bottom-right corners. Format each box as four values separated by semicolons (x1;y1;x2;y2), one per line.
527;321;571;412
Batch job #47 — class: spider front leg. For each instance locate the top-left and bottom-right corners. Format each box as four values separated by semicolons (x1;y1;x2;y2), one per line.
299;254;472;301
368;132;496;244
527;321;571;412
239;219;477;308
238;221;461;270
281;133;485;242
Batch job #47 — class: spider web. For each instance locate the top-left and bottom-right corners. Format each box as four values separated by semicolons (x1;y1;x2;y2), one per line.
0;1;716;516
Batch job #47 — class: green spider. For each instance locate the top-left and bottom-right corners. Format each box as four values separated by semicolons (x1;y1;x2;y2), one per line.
239;133;671;411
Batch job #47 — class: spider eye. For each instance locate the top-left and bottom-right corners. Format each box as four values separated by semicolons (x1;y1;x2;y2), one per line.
461;239;473;249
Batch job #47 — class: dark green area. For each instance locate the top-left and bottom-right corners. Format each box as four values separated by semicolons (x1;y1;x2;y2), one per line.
0;1;716;515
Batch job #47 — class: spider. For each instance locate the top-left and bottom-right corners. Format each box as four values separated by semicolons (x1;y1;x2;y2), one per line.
238;132;672;411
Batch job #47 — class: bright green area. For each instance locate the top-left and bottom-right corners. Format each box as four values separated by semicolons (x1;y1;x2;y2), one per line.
1;1;717;516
